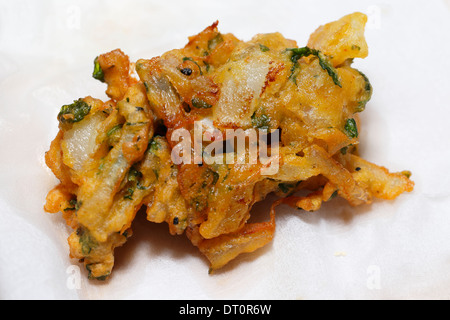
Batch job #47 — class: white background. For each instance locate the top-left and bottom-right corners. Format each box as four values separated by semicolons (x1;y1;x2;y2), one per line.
0;0;449;300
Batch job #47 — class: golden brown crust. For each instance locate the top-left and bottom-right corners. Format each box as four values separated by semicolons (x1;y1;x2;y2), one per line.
98;49;136;101
44;15;414;279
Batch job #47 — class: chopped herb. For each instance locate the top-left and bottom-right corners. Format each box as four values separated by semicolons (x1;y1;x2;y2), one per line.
355;100;368;113
212;171;220;186
286;47;342;87
64;199;80;212
286;47;316;63
107;125;122;147
285;48;311;84
128;167;147;190
173;217;179;225
401;171;412;179
85;264;93;276
355;167;362;172
353;70;373;114
317;51;342;88
351;45;361;51
152;169;159;180
251;112;271;130
86;264;110;281
78;228;97;256
124;188;134;200
93;56;105;82
192;196;207;212
135;62;143;72
192;97;212;109
223;167;231;182
107;124;123;137
95;274;110;281
125;167;144;196
203;61;211;73
149;138;161;153
344;118;359;138
289;63;300;84
279;183;296;194
125;167;147;190
128;167;143;183
259;44;270;52
358;70;372;93
208;33;224;51
183;57;203;75
340;146;348;155
329;190;339;201
58;99;91;124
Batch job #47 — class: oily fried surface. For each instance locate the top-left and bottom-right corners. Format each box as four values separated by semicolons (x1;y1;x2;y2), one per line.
44;13;414;280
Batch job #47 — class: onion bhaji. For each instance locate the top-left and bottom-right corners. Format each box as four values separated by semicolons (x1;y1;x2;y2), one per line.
44;13;414;280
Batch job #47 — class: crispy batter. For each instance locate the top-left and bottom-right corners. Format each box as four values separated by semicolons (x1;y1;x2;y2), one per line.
44;13;414;280
97;49;136;101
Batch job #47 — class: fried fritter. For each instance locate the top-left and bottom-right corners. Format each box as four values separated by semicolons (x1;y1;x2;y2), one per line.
45;13;413;280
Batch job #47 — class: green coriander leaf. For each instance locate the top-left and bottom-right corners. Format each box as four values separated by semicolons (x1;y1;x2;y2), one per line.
128;167;143;183
149;138;161;152
401;171;412;179
317;51;342;88
77;228;98;256
259;44;270;52
251;112;271;130
286;47;342;87
192;97;212;109
124;188;134;200
279;183;295;194
93;56;105;82
58;99;91;124
208;33;224;51
107;124;123;137
344;118;359;138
